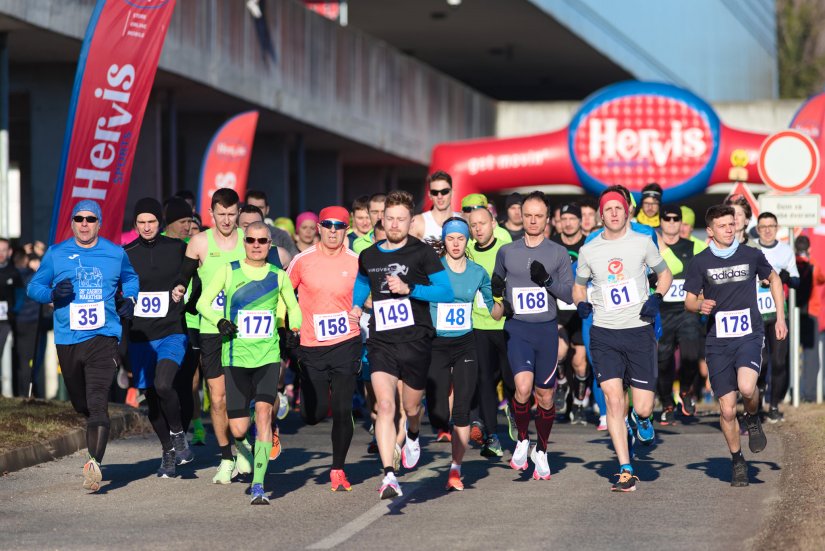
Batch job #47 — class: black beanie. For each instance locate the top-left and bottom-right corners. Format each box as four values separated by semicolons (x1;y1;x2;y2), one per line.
164;197;193;225
133;197;164;226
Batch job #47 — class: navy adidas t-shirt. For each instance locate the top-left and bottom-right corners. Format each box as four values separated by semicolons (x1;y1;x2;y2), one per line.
683;245;773;339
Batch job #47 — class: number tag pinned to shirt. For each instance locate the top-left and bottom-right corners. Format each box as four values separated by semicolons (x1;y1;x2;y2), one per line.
601;281;641;311
756;283;776;315
715;309;752;338
436;303;472;331
373;298;414;331
135;292;169;318
314;311;350;342
511;287;548;315
69;302;105;331
0;300;7;321
211;291;226;312
237;310;274;339
663;279;686;303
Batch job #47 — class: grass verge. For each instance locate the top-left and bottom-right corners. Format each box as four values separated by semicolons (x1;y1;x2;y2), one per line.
0;396;85;455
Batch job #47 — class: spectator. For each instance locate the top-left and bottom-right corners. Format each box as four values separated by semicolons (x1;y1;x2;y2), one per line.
14;253;46;397
795;236;821;401
0;238;23;392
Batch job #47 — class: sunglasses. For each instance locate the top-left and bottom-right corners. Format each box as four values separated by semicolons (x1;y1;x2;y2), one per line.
320;220;348;231
429;188;451;196
661;216;681;222
72;215;98;224
244;237;271;245
462;205;485;213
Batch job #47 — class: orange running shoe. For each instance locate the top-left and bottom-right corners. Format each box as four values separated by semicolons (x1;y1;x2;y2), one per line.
330;469;352;492
446;469;464;491
269;432;282;460
436;430;452;443
469;422;484;446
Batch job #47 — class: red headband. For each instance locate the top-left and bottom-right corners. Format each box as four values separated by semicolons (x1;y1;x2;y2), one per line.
599;192;629;217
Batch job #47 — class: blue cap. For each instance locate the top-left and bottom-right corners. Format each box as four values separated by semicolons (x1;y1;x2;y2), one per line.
442;218;470;241
72;200;102;223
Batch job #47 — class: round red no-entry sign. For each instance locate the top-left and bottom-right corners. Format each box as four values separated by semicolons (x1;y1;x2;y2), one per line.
758;130;820;193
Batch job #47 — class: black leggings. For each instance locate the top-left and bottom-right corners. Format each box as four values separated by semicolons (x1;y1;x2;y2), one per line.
56;336;119;462
473;329;514;434
174;345;199;432
657;309;702;408
427;333;478;430
145;358;184;449
760;318;789;407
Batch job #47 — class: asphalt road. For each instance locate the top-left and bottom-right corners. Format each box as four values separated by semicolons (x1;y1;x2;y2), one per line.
0;409;782;551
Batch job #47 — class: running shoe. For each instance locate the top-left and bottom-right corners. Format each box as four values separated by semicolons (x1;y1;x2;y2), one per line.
469;421;484;446
530;448;551;480
625;418;636;460
191;419;206;446
379;473;402;499
743;412;767;453
171;431;194;465
269;433;282;461
554;379;570;414
569;404;586;425
731;459;749;487
250;483;270;505
597;415;608;431
446;469;464;491
510;439;530;471
330;469;352;492
436;430;452;443
680;392;697;417
480;434;504;458
82;457;102;492
611;469;638;492
766;407;784;424
401;436;421;469
277;392;289;420
632;410;655;444
212;459;236;484
393;443;402;472
235;440;253;475
367;438;379;454
504;404;518;442
157;449;176;478
659;406;675;426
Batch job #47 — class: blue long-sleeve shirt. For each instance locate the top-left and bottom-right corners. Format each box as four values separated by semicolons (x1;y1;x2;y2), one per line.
430;258;493;337
27;237;139;345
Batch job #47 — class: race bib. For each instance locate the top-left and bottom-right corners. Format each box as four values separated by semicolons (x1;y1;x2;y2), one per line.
557;298;576;311
601;280;641;311
314;311;350;342
663;279;686;303
237;310;274;339
715;309;752;338
436;302;472;331
512;287;548;315
211;291;226;312
0;300;7;321
756;283;776;315
69;302;105;331
135;292;169;318
373;298;414;332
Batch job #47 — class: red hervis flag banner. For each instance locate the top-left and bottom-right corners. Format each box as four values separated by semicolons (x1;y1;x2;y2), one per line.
49;0;176;244
196;111;259;221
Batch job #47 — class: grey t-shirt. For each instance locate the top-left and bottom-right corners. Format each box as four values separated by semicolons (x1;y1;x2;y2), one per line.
268;224;299;257
576;228;666;329
493;238;574;323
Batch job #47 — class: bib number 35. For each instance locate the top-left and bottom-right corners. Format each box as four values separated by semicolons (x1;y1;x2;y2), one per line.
70;302;105;331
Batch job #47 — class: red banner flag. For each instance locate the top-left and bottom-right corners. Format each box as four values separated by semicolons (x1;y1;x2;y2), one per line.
196;111;259;221
49;0;176;244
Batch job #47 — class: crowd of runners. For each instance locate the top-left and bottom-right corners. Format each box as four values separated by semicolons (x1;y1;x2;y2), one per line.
24;173;795;500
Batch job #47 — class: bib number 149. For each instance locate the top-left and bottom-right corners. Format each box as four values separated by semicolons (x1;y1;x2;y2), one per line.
373;298;414;331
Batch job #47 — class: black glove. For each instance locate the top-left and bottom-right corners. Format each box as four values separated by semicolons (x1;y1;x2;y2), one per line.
491;274;506;299
577;301;593;319
116;296;135;320
502;299;514;320
760;279;770;289
283;330;300;350
779;269;791;285
217;318;238;337
647;272;658;289
529;261;552;288
51;279;74;302
640;293;663;319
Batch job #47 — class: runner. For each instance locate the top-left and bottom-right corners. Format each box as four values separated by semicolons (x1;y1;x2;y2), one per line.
427;217;502;490
27;200;139;492
580;198;599;236
287;205;361;491
636;183;662;228
501;192;524;241
349;190;454;499
461;193;512;243
684;205;785;487
410;171;462;243
348;195;373;249
573;190;672;492
124;198;193;478
197;221;302;504
177;188;246;484
656;205;707;424
492;191;574;480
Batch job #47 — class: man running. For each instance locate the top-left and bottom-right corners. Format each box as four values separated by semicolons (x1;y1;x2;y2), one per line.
124;198;193;478
492;191;574;480
684;205;785;486
573;190;672;492
501;192;524;241
410;171;462;243
27;200;139;492
349;190;454;499
198;221;301;504
287;205;361;491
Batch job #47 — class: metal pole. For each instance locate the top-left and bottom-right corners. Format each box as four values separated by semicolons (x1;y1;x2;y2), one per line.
789;229;801;407
0;33;9;238
296;133;305;213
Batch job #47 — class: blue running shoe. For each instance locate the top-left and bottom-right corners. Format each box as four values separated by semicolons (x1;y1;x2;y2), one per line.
625;418;636;460
632;410;654;444
250;483;269;505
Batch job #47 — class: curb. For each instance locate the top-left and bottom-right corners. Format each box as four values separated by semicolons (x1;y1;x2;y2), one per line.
0;406;151;474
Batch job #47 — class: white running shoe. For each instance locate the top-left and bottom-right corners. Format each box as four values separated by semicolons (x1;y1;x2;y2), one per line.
510;439;530;470
379;473;403;499
235;440;253;475
277;392;289;420
597;415;608;431
530;448;551;480
401;436;420;469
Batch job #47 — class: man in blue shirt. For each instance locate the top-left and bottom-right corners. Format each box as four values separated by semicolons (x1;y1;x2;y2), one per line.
27;200;139;492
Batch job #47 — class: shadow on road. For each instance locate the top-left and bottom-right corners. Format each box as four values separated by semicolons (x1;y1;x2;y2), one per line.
685;457;781;484
97;458;159;494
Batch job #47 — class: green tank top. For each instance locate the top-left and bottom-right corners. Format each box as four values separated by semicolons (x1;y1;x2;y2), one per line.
469;238;506;330
199;228;245;334
223;260;284;368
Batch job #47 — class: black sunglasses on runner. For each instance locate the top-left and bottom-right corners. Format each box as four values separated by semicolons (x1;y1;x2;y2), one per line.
72;215;98;223
429;188;450;196
320;220;348;231
661;215;680;222
244;237;271;245
462;205;484;213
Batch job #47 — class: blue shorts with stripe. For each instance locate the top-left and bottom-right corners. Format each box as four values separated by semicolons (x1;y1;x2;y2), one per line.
127;334;188;389
590;324;656;391
503;318;559;389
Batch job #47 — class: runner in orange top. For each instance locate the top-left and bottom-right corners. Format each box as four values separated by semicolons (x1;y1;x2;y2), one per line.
287;205;361;491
